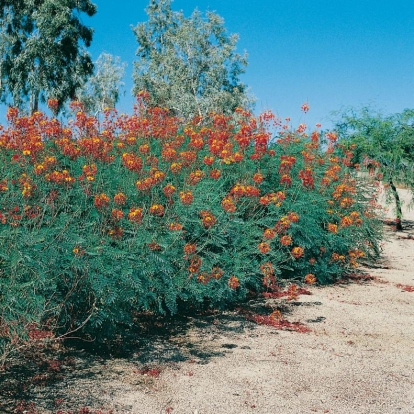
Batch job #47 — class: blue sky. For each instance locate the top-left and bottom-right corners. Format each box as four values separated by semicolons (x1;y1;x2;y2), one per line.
2;0;414;129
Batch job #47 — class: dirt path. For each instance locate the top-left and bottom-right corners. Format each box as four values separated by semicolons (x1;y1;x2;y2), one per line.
1;189;414;414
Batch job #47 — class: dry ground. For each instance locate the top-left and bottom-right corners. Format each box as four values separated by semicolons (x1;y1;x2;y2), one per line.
1;188;413;414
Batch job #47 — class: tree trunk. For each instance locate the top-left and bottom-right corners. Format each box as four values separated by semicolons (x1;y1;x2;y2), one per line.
30;92;39;114
389;178;403;231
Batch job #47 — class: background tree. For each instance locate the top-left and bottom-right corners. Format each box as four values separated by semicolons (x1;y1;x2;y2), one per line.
132;0;253;120
0;0;96;114
335;108;414;230
77;52;126;115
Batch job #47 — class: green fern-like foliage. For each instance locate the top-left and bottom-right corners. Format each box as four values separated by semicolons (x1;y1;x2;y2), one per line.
0;103;382;356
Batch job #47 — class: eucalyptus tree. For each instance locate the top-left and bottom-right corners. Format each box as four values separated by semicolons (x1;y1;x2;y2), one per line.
0;0;96;114
132;0;252;120
77;52;126;115
335;108;414;230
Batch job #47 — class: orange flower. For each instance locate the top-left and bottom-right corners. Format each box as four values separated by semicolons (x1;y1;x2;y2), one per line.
211;267;224;280
179;191;194;206
258;242;271;254
263;228;276;240
280;174;292;186
327;223;338;233
149;204;165;216
114;192;127;205
168;222;183;231
280;235;292;246
94;193;110;209
260;262;276;288
245;185;260;197
228;276;240;289
253;173;264;184
197;273;209;285
136;177;154;191
288;212;299;223
170;162;182;174
138;143;150;154
128;207;143;224
304;274;316;285
162;147;178;161
221;196;236;213
111;208;124;220
72;246;85;257
232;152;244;162
203;155;215;165
108;226;123;239
184;243;197;255
188;255;202;273
340;216;353;227
200;210;216;228
270;310;283;321
180;150;197;165
0;179;8;192
230;183;246;197
291;246;304;259
188;169;205;185
128;207;142;224
151;169;165;184
331;252;345;262
260;262;274;276
209;168;221;180
148;241;161;251
122;152;142;172
34;164;45;175
163;184;176;198
340;197;354;209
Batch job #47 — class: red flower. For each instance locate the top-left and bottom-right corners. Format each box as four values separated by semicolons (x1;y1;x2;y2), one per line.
163;184;176;198
184;243;197;256
94;193;110;209
291;246;304;259
179;191;194;206
200;210;216;228
114;192;127;205
258;242;271;254
211;267;224;280
263;228;276;240
111;208;124;220
149;204;165;216
188;255;202;273
221;197;236;213
228;276;240;289
168;222;183;231
280;235;292;246
128;207;143;224
209;169;221;180
304;274;316;285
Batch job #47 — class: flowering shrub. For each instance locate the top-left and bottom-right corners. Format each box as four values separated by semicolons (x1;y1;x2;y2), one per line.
0;99;382;356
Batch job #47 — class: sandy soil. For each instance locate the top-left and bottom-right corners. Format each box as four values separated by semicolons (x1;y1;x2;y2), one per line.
1;187;413;414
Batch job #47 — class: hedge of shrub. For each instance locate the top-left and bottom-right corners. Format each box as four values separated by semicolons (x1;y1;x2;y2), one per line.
0;99;382;359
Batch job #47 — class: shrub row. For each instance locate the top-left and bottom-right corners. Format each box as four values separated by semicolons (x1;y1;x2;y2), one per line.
0;100;382;357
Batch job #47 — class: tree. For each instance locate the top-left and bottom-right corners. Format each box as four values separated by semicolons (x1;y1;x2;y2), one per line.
0;0;96;114
335;108;414;230
132;0;252;120
77;52;126;115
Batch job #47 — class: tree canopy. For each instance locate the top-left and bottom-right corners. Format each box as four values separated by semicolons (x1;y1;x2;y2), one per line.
335;108;414;229
77;52;126;115
0;0;96;114
132;0;252;120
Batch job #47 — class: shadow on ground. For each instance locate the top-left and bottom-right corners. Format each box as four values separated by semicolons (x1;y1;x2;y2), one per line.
0;296;312;413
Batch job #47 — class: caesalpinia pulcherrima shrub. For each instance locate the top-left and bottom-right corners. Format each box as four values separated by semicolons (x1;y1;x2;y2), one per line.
0;97;382;357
